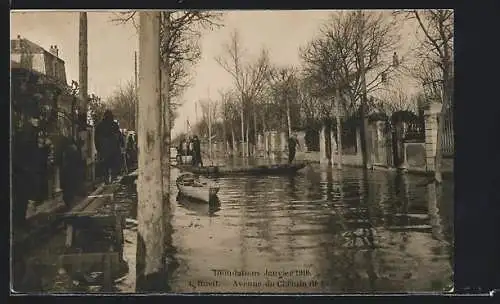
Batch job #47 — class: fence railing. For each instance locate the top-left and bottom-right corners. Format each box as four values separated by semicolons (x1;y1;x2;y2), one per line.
441;106;454;157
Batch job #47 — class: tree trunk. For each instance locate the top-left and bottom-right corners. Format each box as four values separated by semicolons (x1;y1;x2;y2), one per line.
262;115;267;157
433;60;451;184
253;103;258;155
335;89;343;169
357;10;372;170
286;96;292;138
240;104;245;157
246;120;250;156
222;119;227;157
231;122;236;156
136;12;165;292
330;126;336;166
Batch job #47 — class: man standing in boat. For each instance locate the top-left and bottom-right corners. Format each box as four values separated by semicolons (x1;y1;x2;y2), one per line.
288;133;300;164
192;135;203;167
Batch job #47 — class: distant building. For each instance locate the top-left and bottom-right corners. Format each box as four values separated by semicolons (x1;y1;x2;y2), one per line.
11;35;76;137
10;35;67;85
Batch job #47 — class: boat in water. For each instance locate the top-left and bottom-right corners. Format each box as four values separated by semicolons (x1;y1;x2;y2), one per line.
174;162;308;177
176;172;220;203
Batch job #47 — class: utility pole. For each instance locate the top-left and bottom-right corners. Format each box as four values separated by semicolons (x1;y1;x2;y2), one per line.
79;12;88;114
207;87;213;162
208;98;212;162
357;10;372;169
136;11;165;292
78;12;91;180
135;51;138;131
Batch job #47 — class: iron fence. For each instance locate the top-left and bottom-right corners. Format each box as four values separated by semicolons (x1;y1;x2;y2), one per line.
441;104;454;157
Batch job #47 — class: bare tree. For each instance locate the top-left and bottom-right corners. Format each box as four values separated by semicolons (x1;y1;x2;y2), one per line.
87;93;106;126
374;85;419;116
268;66;300;138
301;10;402;168
112;11;223;104
107;81;138;130
215;30;271;157
399;9;454;183
197;98;218;138
218;89;238;154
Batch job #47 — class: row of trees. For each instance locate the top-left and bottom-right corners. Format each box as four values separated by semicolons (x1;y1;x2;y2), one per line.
187;9;453;182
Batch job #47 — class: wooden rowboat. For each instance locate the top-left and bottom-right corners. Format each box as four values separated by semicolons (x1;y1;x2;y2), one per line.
176;172;219;203
174;162;307;177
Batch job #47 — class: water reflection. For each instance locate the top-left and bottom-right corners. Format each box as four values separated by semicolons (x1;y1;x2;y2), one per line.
117;164;453;293
176;193;221;217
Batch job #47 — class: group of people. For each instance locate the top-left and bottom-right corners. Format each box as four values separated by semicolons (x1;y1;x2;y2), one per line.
12;107;59;229
12;106;91;229
177;135;203;167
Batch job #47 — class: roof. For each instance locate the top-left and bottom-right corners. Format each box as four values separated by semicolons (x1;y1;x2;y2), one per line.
11;38;65;64
11;38;46;54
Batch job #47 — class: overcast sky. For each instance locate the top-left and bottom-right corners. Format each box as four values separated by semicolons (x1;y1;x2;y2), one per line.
11;10;421;137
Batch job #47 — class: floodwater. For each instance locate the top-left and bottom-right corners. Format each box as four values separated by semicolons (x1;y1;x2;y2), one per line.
119;162;453;294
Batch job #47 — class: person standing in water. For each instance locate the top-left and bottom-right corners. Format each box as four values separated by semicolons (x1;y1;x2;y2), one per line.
192;135;203;167
288;133;300;164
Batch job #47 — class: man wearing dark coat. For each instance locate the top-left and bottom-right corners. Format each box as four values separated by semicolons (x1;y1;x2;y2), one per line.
60;137;81;207
288;133;300;164
192;135;203;167
12;109;42;229
94;110;122;183
126;133;137;168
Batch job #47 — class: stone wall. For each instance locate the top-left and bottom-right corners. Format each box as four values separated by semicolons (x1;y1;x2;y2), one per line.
311;102;452;174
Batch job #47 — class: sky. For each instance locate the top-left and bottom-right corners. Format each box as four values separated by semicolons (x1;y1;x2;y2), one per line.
11;10;421;137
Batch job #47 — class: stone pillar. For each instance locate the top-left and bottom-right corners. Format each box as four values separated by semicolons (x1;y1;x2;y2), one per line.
257;133;263;156
355;127;362;157
264;131;269;157
280;131;287;158
374;120;386;165
297;131;307;152
424;102;442;172
270;131;277;160
53;166;62;194
330;128;337;166
394;121;406;168
319;125;329;165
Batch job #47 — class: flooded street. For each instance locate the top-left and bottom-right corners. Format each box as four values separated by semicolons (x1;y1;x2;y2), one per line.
119;163;453;293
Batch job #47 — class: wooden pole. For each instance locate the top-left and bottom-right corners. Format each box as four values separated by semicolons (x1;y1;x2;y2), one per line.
79;12;88;112
135;51;138;131
208;88;212;162
78;12;90;179
136;11;165;292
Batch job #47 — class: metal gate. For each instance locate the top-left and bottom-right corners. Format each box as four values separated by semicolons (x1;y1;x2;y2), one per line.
371;122;393;167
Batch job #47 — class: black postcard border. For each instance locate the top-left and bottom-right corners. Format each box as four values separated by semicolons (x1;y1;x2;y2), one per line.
5;0;500;301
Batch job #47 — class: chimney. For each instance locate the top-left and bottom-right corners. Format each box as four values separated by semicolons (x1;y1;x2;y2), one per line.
49;45;59;57
15;35;22;50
